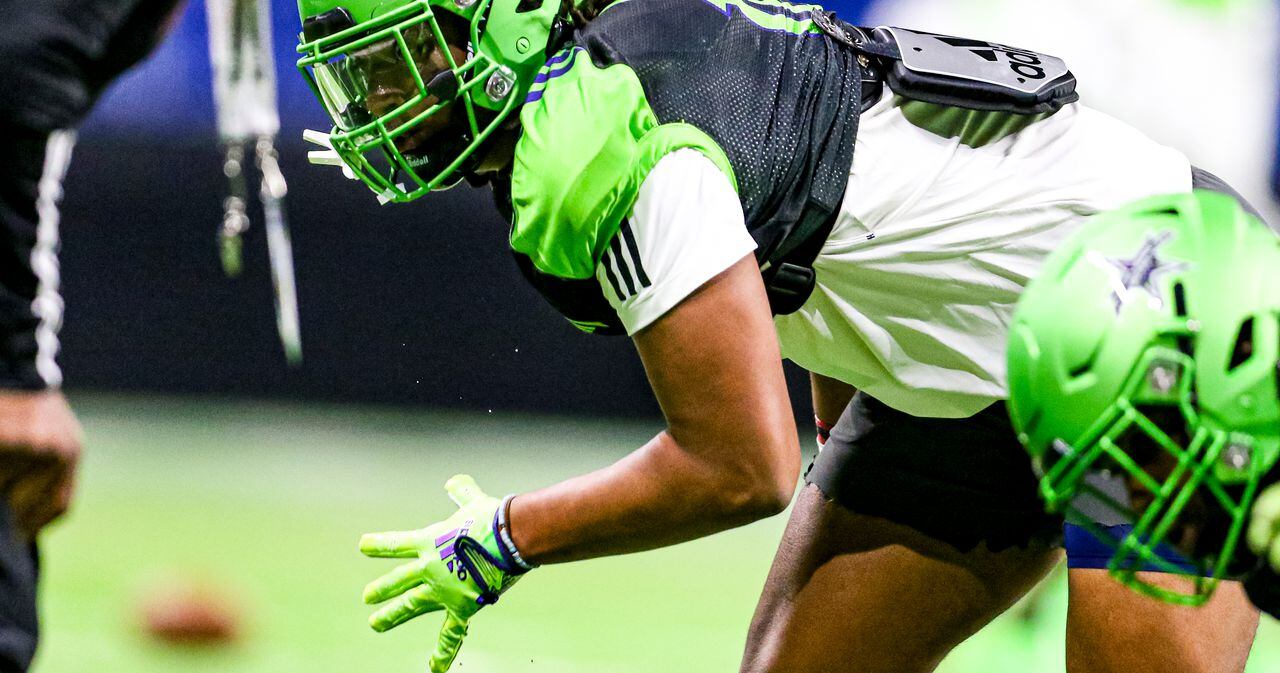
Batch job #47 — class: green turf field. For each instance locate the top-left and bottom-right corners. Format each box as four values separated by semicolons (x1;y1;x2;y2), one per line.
31;394;1280;673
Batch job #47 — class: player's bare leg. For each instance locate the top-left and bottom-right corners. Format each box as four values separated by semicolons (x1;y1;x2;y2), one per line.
740;483;1060;673
1064;570;1258;673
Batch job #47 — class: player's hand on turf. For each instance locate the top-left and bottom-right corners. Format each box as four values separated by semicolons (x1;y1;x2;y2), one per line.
1249;482;1280;573
0;390;83;539
360;475;527;673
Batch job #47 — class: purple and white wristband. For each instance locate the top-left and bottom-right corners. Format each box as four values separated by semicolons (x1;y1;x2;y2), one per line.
495;494;536;573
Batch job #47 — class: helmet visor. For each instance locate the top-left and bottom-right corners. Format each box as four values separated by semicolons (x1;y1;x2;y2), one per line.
312;53;374;132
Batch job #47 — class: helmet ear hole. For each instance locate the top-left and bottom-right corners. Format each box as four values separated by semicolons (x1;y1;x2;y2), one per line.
1172;281;1195;356
1066;343;1101;380
1228;317;1256;371
1172;282;1188;317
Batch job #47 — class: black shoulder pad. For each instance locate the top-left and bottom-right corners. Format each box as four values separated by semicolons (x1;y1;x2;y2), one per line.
510;251;626;336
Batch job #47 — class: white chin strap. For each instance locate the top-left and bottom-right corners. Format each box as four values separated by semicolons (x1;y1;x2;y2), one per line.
303;129;405;204
303;129;357;180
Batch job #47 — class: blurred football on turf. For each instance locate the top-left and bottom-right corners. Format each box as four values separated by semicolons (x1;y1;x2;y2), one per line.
139;580;241;645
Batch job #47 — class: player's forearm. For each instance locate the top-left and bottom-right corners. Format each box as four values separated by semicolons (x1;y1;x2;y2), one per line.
509;429;794;565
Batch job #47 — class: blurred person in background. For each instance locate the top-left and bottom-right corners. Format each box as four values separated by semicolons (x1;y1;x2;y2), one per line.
296;0;1270;671
0;0;182;669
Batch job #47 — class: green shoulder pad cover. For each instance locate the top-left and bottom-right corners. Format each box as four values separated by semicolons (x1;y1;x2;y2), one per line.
510;48;737;280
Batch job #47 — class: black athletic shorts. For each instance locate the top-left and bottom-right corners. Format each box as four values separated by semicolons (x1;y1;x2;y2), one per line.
806;391;1060;552
805;167;1273;555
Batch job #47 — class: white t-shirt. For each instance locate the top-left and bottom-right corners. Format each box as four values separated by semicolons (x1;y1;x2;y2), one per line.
599;96;1192;418
594;148;758;333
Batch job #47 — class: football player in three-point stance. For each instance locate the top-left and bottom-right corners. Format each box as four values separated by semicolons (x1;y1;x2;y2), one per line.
295;0;1272;670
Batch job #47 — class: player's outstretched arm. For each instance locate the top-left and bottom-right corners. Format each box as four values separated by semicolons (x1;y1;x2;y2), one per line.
356;255;799;671
508;254;800;563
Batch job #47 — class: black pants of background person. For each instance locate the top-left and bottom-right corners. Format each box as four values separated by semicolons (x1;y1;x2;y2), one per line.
0;125;65;673
0;0;182;668
0;504;38;673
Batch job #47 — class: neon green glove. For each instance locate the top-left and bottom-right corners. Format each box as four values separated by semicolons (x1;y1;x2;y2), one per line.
360;475;531;673
1248;482;1280;574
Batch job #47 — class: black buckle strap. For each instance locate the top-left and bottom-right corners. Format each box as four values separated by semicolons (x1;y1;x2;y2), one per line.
764;262;818;316
762;204;839;315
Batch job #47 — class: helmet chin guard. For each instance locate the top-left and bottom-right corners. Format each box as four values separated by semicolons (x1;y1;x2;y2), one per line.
1038;345;1263;604
296;0;562;202
1008;190;1280;604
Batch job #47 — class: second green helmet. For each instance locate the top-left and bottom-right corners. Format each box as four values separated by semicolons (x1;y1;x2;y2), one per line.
1008;190;1280;604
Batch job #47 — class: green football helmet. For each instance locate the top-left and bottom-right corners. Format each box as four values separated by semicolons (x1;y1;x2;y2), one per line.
295;0;564;202
1008;190;1280;604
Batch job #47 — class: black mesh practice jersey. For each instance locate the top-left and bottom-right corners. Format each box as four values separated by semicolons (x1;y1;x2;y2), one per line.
574;0;864;263
507;0;866;333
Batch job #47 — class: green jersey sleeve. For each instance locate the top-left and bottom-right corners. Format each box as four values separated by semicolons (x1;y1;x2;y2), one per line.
509;45;738;281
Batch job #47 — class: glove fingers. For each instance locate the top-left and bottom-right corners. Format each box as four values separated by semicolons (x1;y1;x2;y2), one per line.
363;558;430;605
360;530;430;558
1247;510;1276;557
1254;487;1280;522
369;585;442;632
444;474;487;508
428;611;470;673
1248;489;1280;557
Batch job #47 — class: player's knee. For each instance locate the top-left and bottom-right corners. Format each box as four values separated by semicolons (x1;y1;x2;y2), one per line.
761;462;800;516
1066;570;1258;673
716;445;799;520
718;477;792;521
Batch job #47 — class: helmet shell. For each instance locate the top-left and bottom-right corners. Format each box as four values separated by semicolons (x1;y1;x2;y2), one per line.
1009;190;1280;475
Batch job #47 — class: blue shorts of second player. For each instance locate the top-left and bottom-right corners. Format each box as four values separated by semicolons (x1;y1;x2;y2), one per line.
1064;523;1199;573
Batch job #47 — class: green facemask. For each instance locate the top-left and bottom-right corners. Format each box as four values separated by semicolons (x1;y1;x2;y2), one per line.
296;0;564;203
1008;190;1280;604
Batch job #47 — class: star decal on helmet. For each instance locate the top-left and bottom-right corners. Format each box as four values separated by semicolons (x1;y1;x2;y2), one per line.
1087;230;1191;314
